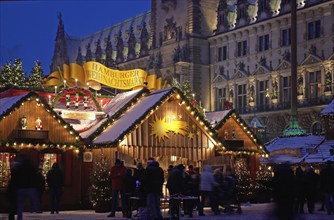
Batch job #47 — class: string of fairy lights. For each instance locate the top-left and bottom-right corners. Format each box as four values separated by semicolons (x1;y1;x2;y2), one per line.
0;92;82;154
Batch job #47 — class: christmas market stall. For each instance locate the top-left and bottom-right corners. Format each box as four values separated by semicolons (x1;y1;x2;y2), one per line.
0;89;83;212
206;110;268;177
205;110;270;202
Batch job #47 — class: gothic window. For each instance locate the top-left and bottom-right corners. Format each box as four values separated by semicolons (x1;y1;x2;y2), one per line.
218;46;227;61
105;35;114;68
258;80;269;107
76;47;83;65
281;28;291;46
127;26;137;61
308;70;321;101
139;22;149;57
237;84;247;110
85;43;93;61
116;31;124;63
258;34;270;52
95;39;102;63
216;88;226;111
308;20;321;40
237;40;247;57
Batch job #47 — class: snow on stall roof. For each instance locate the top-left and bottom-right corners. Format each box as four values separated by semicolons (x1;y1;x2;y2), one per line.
301;139;334;163
206;110;231;127
320;99;334;116
103;89;142;117
93;88;172;144
79;118;108;139
265;135;324;152
0;94;27;115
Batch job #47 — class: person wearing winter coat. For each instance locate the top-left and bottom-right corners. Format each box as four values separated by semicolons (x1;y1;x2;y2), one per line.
142;158;164;220
46;162;64;214
108;159;127;218
166;164;186;218
198;165;219;216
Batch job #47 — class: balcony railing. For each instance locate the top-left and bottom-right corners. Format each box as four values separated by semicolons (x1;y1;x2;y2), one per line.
235;93;332;115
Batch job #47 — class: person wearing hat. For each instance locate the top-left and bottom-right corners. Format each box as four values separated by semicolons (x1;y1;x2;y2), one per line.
108;159;127;218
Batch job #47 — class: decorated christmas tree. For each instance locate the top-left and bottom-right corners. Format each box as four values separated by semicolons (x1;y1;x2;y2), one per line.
234;157;256;202
255;164;272;202
28;61;44;88
12;58;27;87
89;154;112;212
0;61;12;88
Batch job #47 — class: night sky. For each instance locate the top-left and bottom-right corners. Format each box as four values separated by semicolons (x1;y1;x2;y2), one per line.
0;0;151;76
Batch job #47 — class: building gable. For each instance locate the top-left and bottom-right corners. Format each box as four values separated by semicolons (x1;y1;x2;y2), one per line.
300;54;322;66
275;60;291;71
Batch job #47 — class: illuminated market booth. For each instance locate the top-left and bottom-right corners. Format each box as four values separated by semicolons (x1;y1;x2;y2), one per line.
0;62;269;210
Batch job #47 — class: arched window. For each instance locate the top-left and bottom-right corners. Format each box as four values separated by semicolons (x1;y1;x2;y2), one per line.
311;121;323;135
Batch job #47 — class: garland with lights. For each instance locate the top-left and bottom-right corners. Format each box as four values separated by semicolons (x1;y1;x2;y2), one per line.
0;91;83;154
88;153;112;212
89;87;219;147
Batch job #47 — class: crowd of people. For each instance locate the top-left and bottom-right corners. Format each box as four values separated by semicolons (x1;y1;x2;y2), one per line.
107;158;240;220
6;153;334;220
272;161;334;220
6;153;64;220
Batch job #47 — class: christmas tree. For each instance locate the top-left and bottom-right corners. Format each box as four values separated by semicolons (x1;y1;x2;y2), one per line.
0;61;12;88
89;154;112;212
255;164;272;202
12;58;27;87
28;61;44;88
234;157;256;202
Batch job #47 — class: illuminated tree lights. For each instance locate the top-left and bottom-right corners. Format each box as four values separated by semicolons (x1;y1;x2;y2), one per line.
88;154;112;212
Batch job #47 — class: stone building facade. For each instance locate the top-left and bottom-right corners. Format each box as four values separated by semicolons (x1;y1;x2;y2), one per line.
50;0;334;141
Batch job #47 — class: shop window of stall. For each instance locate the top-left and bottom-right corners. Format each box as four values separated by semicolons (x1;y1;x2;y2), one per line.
0;153;15;187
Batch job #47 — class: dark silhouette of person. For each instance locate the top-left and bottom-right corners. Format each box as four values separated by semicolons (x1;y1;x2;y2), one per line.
294;166;306;214
6;156;22;220
108;159;127;218
319;161;334;215
123;168;136;218
46;162;64;214
142;158;164;220
35;166;45;213
183;165;200;218
166;164;186;219
133;162;146;207
272;163;296;220
15;154;39;220
304;166;319;214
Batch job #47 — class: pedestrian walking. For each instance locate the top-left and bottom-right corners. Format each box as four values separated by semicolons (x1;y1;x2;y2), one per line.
46;162;64;215
294;166;306;214
198;165;219;216
108;159;127;218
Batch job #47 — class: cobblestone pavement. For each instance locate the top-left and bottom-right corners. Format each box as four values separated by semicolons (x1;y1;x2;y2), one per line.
0;203;332;220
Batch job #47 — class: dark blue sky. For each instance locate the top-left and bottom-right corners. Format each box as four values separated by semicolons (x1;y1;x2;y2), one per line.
0;0;151;76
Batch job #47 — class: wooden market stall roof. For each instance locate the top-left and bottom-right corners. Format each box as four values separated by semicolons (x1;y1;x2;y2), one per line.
90;87;221;149
206;109;268;156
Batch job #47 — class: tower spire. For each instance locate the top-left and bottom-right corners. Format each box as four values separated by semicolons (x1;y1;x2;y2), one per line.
50;12;69;73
